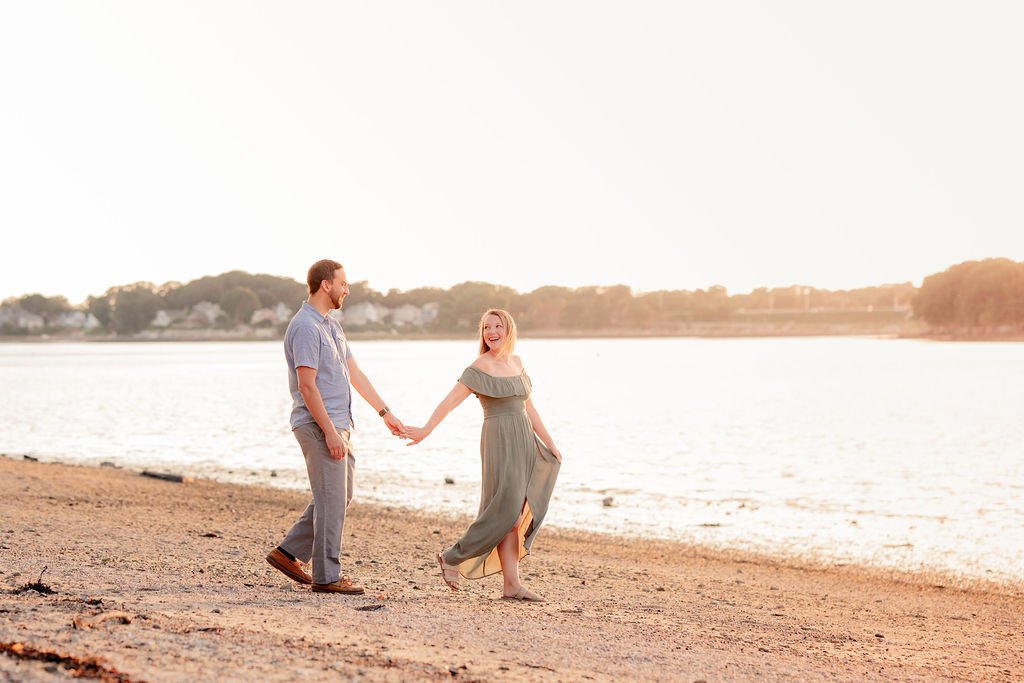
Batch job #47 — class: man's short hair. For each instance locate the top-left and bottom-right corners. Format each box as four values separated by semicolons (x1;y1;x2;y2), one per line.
307;259;343;295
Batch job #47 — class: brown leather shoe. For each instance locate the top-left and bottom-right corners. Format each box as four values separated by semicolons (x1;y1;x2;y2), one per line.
265;548;312;585
311;577;365;595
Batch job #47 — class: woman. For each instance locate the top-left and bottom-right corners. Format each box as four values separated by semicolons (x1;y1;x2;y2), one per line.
404;309;562;602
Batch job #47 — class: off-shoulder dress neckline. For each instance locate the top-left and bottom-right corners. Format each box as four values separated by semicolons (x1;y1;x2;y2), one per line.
467;366;525;379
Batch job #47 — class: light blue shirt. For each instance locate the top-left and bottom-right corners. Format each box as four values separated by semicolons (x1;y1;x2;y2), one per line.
284;302;354;431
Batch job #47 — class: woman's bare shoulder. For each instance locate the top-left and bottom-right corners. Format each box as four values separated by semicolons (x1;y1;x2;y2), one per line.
509;354;524;370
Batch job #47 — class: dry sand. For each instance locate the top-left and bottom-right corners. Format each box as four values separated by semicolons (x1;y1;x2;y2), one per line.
0;456;1021;682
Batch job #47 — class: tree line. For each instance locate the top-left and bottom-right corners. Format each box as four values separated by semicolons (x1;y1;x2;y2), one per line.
3;258;1020;336
1;272;305;335
913;258;1024;330
1;270;915;336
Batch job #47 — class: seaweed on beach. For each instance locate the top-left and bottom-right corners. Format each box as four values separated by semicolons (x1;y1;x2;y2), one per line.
0;641;137;682
13;566;55;595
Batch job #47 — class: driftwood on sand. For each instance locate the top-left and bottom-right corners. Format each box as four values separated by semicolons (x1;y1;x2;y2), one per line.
140;470;187;483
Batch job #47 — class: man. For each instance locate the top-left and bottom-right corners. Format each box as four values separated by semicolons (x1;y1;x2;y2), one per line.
266;259;405;594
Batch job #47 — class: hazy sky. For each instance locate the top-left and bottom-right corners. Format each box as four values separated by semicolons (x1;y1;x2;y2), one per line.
2;2;1022;304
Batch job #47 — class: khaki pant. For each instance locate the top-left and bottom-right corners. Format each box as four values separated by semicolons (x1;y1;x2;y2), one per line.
278;422;355;584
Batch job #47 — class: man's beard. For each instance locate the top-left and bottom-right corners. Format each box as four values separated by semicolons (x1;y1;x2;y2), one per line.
330;292;344;309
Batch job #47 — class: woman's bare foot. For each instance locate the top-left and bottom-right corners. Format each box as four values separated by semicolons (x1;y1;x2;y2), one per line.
501;586;544;602
437;552;461;591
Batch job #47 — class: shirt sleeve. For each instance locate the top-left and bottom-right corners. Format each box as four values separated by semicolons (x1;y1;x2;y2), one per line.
291;327;321;369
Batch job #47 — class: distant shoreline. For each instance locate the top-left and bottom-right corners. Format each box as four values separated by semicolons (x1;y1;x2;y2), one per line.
5;320;1024;343
0;331;905;344
0;325;950;344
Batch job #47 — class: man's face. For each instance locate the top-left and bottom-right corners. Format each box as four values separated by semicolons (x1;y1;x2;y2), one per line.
325;268;350;310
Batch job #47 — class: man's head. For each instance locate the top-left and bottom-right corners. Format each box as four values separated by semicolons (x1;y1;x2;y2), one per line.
307;259;348;310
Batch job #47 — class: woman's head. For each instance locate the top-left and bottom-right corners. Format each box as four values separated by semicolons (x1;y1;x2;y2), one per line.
478;309;517;357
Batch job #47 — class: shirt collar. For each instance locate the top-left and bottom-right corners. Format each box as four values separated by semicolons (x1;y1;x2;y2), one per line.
301;301;330;322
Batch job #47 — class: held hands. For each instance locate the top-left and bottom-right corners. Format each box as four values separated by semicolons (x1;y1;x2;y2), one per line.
382;411;406;437
403;426;431;445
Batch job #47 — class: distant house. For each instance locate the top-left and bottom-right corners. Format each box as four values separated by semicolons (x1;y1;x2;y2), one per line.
1;308;45;331
55;311;101;330
341;302;390;327
391;304;423;327
273;302;293;323
23;311;44;331
0;307;16;330
151;309;188;328
421;302;440;324
187;301;225;327
250;308;278;326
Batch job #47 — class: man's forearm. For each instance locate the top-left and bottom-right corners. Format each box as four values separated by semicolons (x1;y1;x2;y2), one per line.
299;385;340;435
350;369;387;413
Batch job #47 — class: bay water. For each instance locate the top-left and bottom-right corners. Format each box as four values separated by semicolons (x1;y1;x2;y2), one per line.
1;337;1021;584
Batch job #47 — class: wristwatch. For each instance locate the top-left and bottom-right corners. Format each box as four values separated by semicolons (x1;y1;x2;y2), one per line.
378;406;390;417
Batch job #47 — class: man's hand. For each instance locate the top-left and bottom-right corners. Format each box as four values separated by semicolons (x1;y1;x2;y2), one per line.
325;429;348;460
383;411;405;437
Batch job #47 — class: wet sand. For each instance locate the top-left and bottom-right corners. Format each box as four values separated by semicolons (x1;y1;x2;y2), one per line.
1;456;1021;682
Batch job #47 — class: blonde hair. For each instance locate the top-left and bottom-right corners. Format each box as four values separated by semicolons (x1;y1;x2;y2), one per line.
478;309;517;357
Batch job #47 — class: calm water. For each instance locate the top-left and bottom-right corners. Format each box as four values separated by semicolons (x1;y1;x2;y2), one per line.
1;338;1022;584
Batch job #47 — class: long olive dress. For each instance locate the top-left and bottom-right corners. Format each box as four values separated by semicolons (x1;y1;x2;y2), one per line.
440;366;561;579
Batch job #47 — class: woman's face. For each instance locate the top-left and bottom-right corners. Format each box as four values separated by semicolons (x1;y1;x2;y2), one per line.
481;314;505;353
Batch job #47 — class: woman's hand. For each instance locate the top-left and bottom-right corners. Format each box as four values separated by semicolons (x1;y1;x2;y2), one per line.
550;446;562;463
404;426;431;445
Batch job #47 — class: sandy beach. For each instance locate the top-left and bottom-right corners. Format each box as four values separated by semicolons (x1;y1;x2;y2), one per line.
1;456;1021;682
